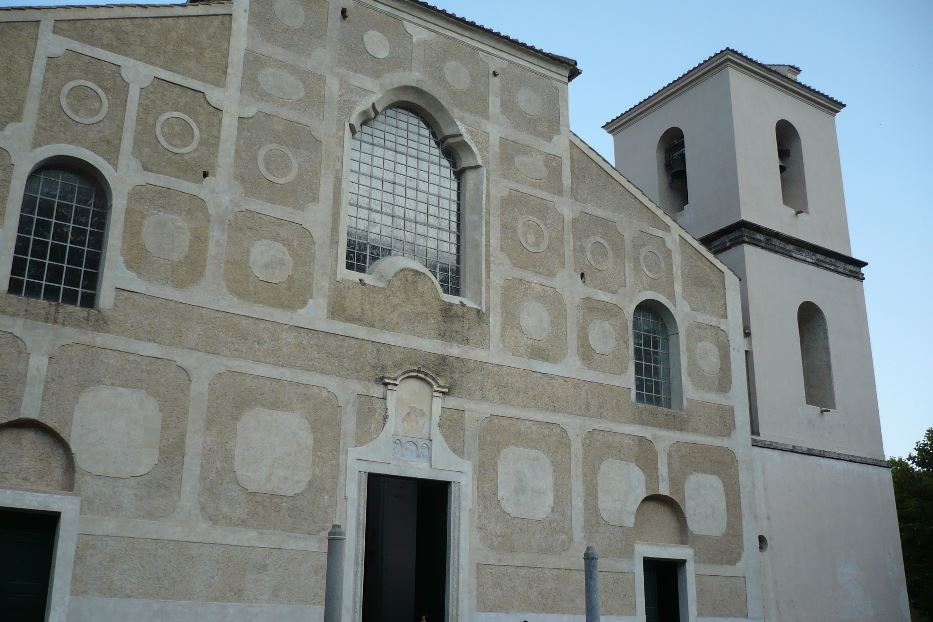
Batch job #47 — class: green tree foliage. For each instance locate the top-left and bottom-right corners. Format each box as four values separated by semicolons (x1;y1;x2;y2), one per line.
889;428;933;618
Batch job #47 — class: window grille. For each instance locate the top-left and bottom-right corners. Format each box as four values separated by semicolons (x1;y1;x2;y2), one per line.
633;305;672;408
346;106;462;296
8;167;108;308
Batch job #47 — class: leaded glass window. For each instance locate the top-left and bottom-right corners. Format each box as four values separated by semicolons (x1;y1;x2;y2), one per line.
8;167;108;308
633;305;672;408
346;106;462;296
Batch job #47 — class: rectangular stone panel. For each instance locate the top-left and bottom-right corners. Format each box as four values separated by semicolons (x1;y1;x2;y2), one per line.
476;565;633;615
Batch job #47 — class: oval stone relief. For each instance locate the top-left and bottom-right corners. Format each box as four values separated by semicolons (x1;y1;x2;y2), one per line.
156;111;200;155
363;30;390;59
257;143;299;185
143;212;190;261
514;153;547;181
584;237;612;271
516;87;544;118
519;300;551;341
258;66;306;101
517;216;549;253
587;319;616;355
443;60;471;91
273;0;305;28
249;239;294;284
640;247;665;280
60;79;109;125
696;340;721;375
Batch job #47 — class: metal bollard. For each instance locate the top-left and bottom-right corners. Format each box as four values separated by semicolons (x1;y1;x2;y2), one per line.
584;545;600;622
324;524;346;622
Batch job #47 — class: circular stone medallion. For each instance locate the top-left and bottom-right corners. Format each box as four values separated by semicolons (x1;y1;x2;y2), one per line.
587;319;616;355
60;80;109;125
143;213;190;261
443;60;471;90
519;301;551;342
363;30;391;59
156;112;200;155
516;87;544;117
258;66;305;101
257;143;299;184
249;239;293;284
584;237;612;271
696;341;721;375
517;217;549;253
273;0;305;28
639;247;665;280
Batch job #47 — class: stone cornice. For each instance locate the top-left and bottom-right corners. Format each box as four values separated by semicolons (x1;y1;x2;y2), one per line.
701;220;867;281
752;437;889;469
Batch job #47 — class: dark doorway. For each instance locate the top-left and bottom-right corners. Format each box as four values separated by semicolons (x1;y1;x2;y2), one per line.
362;474;450;622
0;509;59;621
644;558;683;622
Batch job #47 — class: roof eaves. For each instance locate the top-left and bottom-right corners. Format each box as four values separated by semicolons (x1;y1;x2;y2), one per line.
1;1;229;11
602;48;843;132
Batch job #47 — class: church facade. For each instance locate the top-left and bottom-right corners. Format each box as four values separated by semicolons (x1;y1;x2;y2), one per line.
0;1;907;621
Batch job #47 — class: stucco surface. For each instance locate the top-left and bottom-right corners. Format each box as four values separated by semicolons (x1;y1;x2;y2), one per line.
39;344;188;519
0;421;75;492
200;372;339;535
355;395;386;446
583;430;658;558
633;496;688;545
335;3;413;79
0;331;29;422
570;143;667;231
499;190;564;277
54;15;231;87
0;147;12;229
681;239;727;318
234;112;322;209
133;79;222;183
242;51;326;119
499;62;561;141
34;51;128;167
224;210;314;310
423;35;489;119
122;185;209;288
477;416;571;554
632;231;674;302
499;138;563;196
696;575;748;618
248;0;329;57
573;211;625;294
501;278;567;363
668;442;743;565
329;269;488;347
72;535;325;605
577;298;628;375
686;321;732;394
0;21;39;131
438;407;465;458
476;565;634;615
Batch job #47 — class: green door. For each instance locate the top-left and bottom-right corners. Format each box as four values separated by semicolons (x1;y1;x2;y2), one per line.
0;509;58;621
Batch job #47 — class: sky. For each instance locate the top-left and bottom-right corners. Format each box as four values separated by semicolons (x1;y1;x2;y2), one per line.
3;0;930;458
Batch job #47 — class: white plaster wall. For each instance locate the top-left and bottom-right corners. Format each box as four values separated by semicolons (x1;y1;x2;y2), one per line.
726;245;883;458
610;69;742;238
753;447;909;622
727;68;852;255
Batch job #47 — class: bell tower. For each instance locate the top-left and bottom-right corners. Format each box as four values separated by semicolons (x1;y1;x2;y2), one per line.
604;49;909;621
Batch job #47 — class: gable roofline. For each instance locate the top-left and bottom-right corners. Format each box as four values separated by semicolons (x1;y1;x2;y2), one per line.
603;48;844;134
568;131;739;281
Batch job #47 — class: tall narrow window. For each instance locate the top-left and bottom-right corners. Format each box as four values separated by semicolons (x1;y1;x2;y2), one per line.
346;106;462;296
8;165;109;308
798;301;835;409
656;127;688;215
775;120;808;214
634;304;673;408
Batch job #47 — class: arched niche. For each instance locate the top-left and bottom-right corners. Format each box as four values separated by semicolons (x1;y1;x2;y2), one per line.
0;419;75;492
634;494;689;546
776;120;808;214
656;127;688;215
798;301;835;409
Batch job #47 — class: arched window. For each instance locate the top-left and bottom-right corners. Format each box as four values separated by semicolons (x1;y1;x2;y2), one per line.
656;127;688;215
8;163;109;308
775;120;808;214
797;301;835;409
346;106;462;296
633;302;679;408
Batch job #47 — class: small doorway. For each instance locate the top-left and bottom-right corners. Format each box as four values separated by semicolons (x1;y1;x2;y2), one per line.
643;558;683;622
0;508;59;621
362;474;450;622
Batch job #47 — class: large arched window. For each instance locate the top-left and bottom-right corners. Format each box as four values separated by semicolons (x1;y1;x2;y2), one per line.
633;302;679;408
346;106;462;296
8;163;109;308
776;120;808;214
798;301;835;408
656;127;688;215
